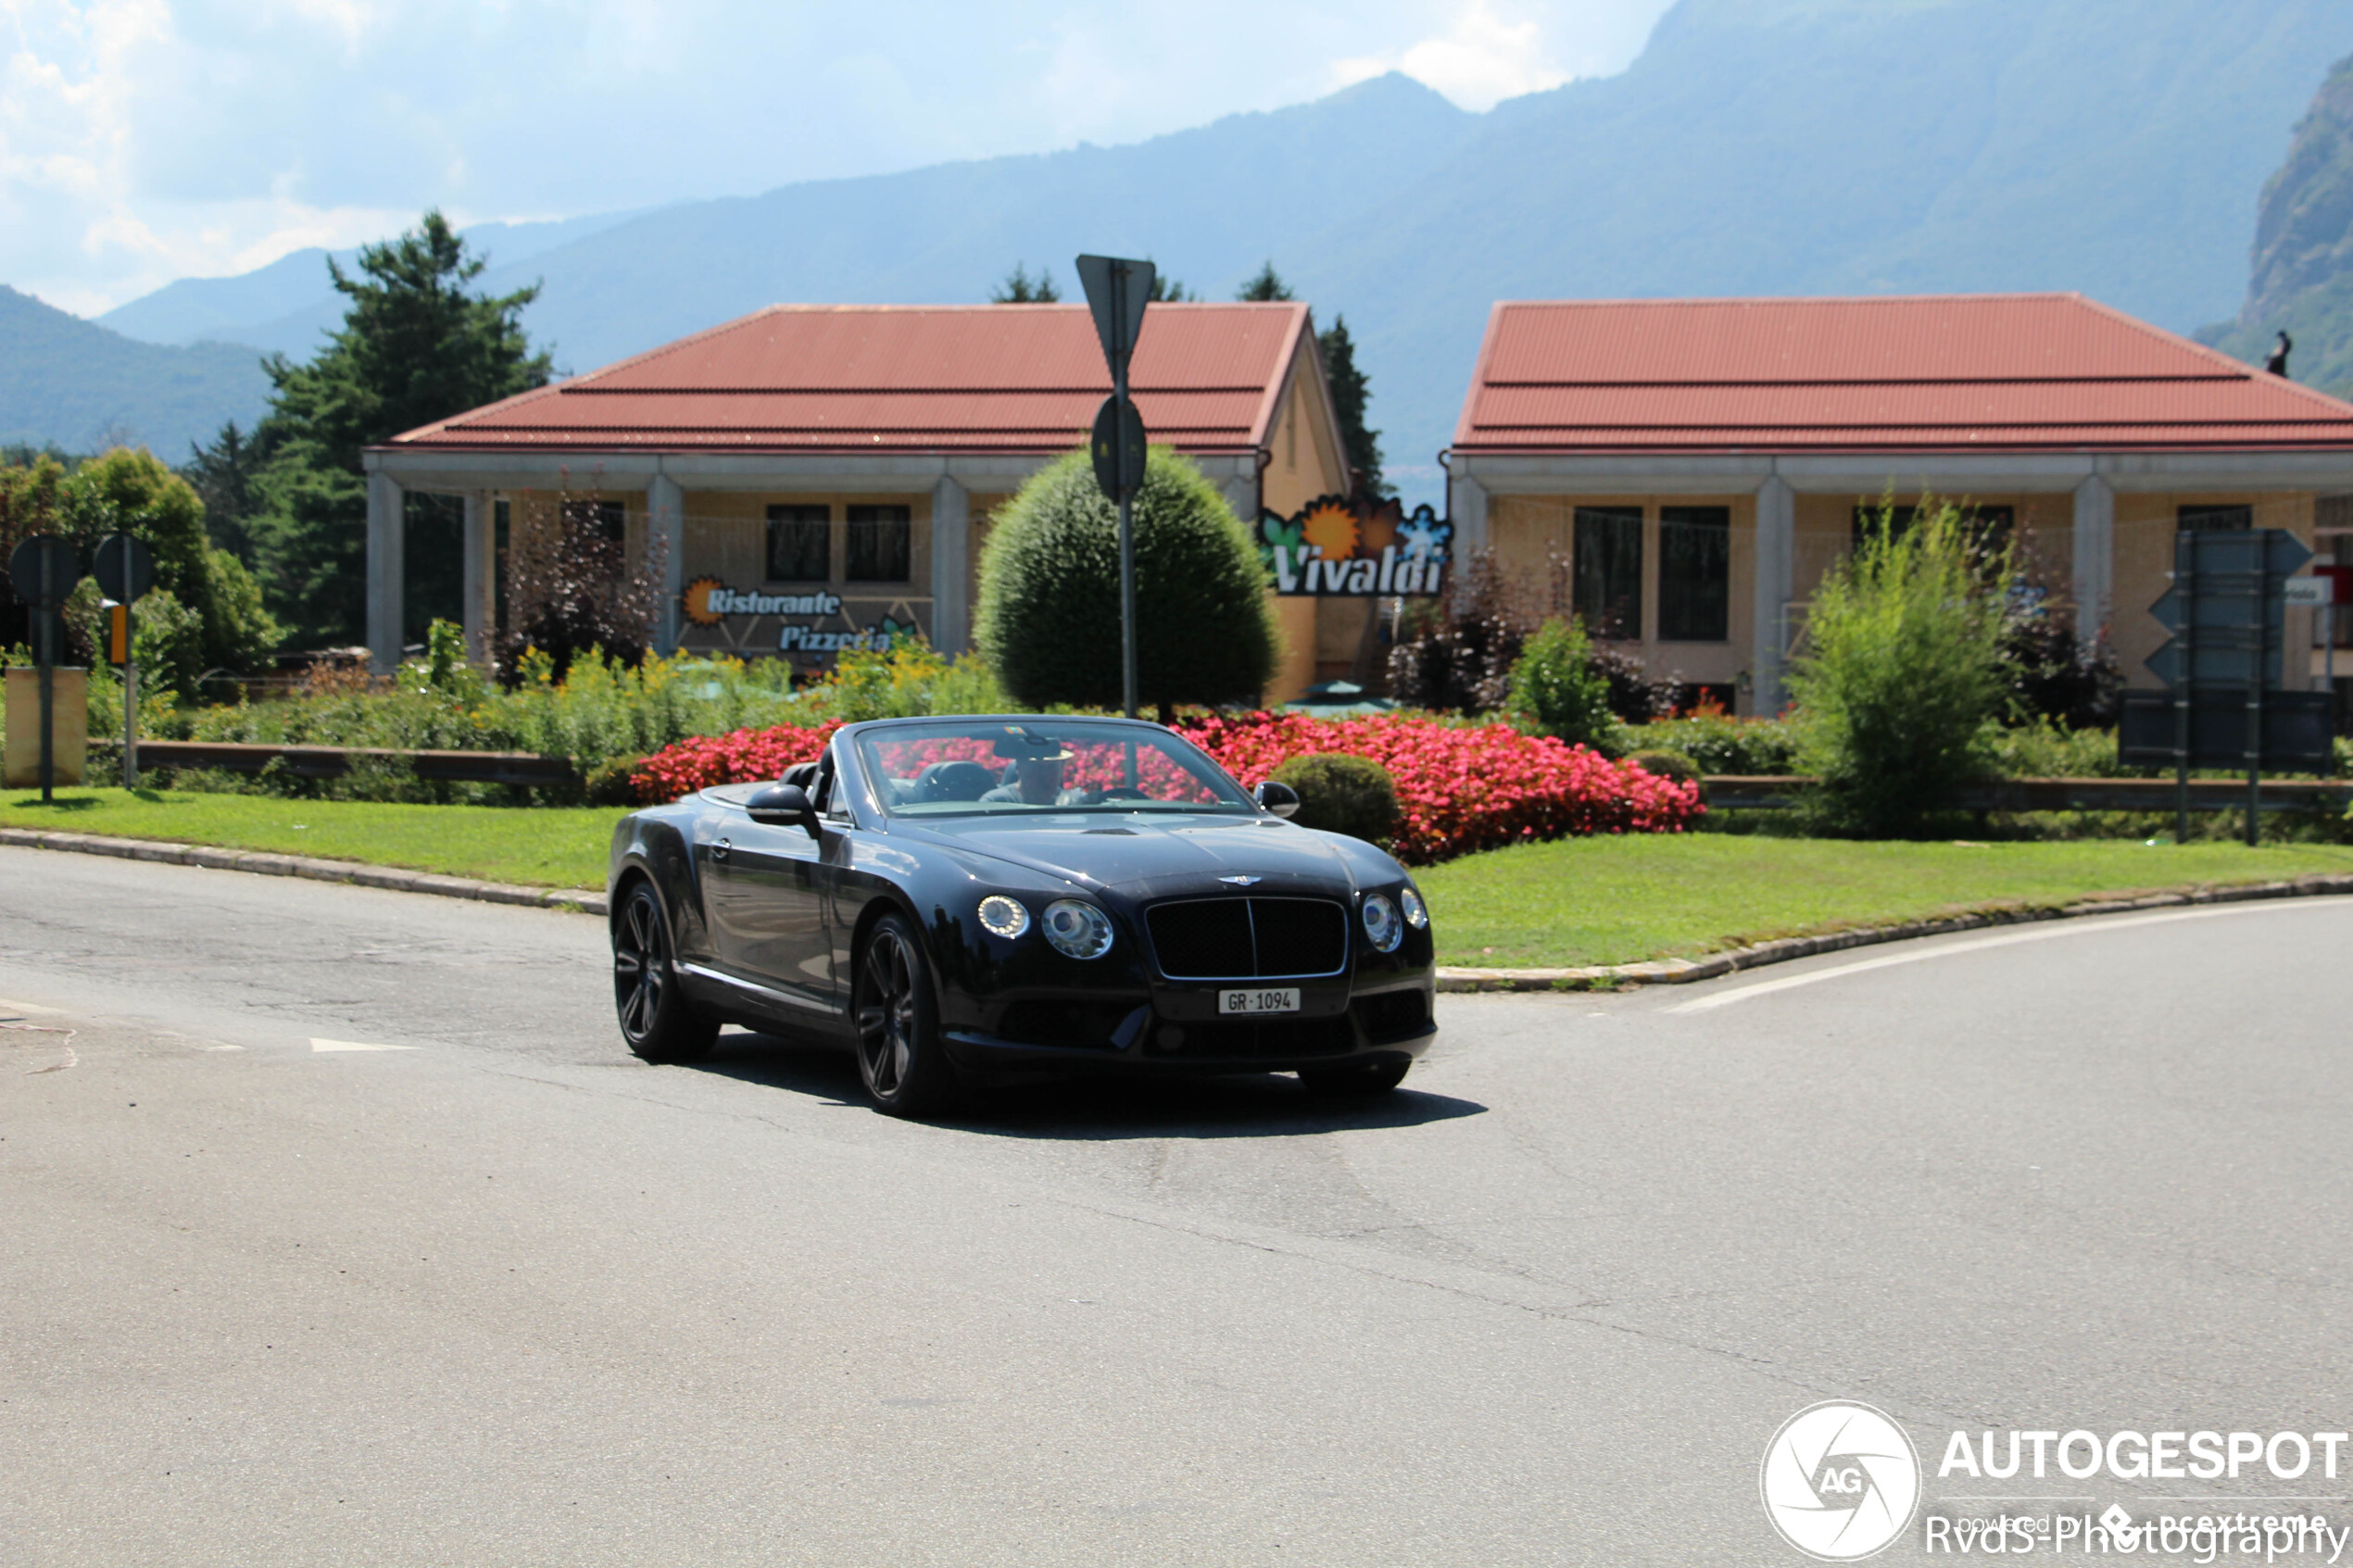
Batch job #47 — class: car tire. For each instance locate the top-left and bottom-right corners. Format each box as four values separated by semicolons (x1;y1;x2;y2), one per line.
854;912;963;1118
1299;1057;1411;1097
612;881;718;1064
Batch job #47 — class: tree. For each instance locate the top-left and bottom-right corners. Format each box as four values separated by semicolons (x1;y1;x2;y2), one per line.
975;446;1277;713
991;263;1061;303
1236;260;1294;302
1149;271;1194;302
182;419;264;559
237;210;551;648
1317;315;1388;497
0;447;279;694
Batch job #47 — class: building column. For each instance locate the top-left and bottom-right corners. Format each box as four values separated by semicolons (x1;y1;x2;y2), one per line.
1449;472;1490;558
2071;473;2115;653
461;491;493;667
930;475;970;654
1751;474;1794;716
648;471;686;655
366;470;405;673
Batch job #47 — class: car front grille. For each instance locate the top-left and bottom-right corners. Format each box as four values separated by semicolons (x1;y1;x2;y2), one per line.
1145;897;1349;980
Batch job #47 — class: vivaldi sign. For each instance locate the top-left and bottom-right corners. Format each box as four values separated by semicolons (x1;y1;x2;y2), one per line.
1257;495;1453;597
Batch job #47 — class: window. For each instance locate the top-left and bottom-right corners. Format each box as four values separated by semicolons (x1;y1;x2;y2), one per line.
766;503;830;581
1658;506;1730;642
847;503;912;582
2179;504;2253;533
1573;506;1643;639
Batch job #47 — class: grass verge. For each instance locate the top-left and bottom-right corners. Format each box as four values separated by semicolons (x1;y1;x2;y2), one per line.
1413;834;2353;968
9;793;2352;967
3;789;617;888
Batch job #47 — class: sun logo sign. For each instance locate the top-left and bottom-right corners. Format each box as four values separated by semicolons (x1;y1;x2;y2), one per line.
1760;1402;1920;1561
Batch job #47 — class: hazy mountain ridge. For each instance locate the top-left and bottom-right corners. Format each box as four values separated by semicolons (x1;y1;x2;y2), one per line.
30;0;2353;485
0;285;269;458
2201;54;2353;396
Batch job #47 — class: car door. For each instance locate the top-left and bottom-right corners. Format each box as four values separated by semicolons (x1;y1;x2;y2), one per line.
701;789;836;1014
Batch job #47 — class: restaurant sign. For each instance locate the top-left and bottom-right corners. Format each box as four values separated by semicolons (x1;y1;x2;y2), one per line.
681;576;915;658
1257;496;1452;597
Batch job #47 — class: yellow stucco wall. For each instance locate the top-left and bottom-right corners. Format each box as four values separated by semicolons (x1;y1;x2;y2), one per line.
1259;332;1360;702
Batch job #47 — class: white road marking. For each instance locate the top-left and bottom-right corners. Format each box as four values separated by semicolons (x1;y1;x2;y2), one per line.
310;1038;422;1053
1667;899;2353;1013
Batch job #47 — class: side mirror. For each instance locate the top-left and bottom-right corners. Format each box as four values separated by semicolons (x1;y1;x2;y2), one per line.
1253;780;1301;819
746;782;821;835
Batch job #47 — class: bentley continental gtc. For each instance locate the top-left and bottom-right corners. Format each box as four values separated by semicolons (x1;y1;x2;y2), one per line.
607;716;1439;1116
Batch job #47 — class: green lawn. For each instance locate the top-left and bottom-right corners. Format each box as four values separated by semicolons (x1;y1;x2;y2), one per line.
9;790;2352;967
1414;834;2353;968
3;789;620;889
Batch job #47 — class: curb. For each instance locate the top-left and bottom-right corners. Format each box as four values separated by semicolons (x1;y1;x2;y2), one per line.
1435;873;2353;993
0;827;608;917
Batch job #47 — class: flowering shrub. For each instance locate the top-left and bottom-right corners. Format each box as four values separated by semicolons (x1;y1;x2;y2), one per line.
630;709;1702;863
1184;711;1701;863
630;721;842;801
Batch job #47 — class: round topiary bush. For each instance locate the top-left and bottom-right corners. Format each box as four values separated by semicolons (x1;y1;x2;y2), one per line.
1270;752;1399;844
975;447;1277;710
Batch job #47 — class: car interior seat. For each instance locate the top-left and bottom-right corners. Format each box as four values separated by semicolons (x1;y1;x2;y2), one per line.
916;759;997;802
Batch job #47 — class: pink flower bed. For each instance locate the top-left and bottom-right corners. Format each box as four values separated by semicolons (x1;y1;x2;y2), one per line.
630;711;1702;864
1181;711;1702;863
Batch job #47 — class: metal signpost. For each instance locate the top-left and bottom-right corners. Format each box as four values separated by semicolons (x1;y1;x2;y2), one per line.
2120;529;2327;845
7;533;80;802
94;533;156;788
1075;254;1155;719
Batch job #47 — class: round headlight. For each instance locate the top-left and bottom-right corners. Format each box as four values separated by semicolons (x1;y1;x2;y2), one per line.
1040;899;1114;960
1400;885;1428;930
977;895;1029;939
1362;893;1403;952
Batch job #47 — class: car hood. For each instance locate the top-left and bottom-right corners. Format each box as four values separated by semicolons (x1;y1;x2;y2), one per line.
892;812;1362;897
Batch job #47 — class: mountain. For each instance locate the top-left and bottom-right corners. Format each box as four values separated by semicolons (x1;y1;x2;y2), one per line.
2200;54;2353;396
70;0;2353;489
0;285;269;458
95;207;664;359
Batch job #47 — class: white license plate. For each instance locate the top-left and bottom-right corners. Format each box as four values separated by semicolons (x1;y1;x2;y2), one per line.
1219;987;1301;1015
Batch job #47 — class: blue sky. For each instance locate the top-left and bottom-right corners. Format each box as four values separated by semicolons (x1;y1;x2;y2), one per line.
0;0;1676;317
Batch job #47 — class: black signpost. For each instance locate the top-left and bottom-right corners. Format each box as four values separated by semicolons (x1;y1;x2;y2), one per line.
1075;253;1155;720
2120;528;2326;846
94;532;156;788
7;533;80;802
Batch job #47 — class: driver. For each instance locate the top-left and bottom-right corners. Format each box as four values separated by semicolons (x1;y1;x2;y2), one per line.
980;739;1076;805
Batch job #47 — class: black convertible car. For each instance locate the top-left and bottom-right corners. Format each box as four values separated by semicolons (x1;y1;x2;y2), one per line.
607;714;1439;1116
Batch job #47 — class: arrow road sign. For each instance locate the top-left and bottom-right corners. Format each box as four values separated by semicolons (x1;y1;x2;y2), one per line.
93;533;155;605
1090;395;1147;501
2144;528;2310;691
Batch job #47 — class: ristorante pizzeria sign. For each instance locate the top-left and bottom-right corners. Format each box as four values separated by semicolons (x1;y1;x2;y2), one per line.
680;577;912;656
1257;495;1453;597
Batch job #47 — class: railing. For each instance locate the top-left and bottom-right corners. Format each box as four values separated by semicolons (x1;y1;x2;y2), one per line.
92;740;577;788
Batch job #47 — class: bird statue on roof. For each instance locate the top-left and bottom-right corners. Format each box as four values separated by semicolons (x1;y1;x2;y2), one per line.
2265;331;2293;378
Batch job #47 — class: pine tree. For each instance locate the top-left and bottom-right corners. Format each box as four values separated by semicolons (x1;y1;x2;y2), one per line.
241;211;550;648
1317;315;1389;497
991;263;1061;303
1235;260;1294;302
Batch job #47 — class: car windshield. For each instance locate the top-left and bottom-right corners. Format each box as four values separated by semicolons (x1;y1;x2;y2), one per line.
855;721;1254;817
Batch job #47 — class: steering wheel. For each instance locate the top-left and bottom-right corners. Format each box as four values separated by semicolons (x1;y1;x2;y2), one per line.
1097;786;1151;800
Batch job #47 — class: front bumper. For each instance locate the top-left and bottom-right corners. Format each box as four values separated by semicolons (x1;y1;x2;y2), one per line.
941;981;1438;1078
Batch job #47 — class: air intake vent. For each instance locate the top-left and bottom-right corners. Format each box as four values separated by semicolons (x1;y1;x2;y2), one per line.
1146;897;1348;980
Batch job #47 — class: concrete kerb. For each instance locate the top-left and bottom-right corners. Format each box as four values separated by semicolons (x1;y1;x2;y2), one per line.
1435;872;2353;992
0;827;607;916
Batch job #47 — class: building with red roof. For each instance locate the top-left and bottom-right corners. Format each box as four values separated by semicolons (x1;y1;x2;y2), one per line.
1446;293;2353;715
365;301;1352;694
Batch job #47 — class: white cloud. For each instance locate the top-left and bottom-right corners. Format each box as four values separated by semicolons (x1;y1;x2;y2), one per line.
1332;1;1571;111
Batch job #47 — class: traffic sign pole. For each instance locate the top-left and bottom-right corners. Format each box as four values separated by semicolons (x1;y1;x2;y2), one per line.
94;533;155;790
1114;265;1138;721
1076;254;1156;721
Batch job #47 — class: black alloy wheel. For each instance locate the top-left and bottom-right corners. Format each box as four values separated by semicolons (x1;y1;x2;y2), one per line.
854;913;961;1117
613;882;717;1064
1299;1056;1411;1097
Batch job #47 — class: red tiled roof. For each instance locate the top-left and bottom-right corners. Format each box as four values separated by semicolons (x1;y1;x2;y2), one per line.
1453;294;2353;455
387;303;1311;455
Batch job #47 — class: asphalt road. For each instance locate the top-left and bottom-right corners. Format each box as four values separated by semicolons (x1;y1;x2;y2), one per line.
5;846;2351;1566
